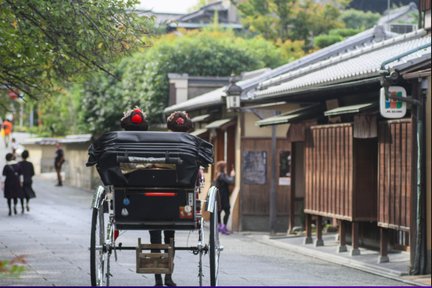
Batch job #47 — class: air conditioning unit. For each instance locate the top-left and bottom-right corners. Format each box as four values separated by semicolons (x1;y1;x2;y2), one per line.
387;23;418;34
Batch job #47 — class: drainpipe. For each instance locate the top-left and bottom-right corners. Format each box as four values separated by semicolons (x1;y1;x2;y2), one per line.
270;124;277;235
380;43;430;274
413;78;428;275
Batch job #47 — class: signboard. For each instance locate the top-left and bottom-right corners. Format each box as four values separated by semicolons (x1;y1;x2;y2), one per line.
279;151;291;186
380;86;407;119
242;151;266;185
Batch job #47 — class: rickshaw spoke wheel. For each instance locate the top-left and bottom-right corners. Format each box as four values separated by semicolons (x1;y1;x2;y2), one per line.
90;205;109;286
209;207;220;286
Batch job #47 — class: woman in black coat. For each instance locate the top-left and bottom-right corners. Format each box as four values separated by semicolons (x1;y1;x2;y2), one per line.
3;153;23;215
19;150;36;212
213;160;235;235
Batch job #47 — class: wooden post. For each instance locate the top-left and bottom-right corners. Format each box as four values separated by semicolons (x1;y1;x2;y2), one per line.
351;221;360;256
269;125;277;235
337;220;347;253
315;215;324;247
304;214;313;244
288;143;296;234
378;227;390;263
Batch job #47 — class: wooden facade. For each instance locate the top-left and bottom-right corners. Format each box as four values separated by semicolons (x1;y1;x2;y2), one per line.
420;0;431;10
378;119;412;231
240;137;291;231
304;123;377;221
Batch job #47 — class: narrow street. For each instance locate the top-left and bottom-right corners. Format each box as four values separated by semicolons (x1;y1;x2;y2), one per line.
0;175;409;286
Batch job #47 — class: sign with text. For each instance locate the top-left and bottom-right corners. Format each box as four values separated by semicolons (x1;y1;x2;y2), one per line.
380;86;407;119
242;151;267;185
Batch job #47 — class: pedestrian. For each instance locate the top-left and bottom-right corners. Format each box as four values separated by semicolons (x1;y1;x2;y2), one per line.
54;143;65;186
19;150;36;212
11;138;19;159
2;153;24;215
213;160;235;235
1;118;13;148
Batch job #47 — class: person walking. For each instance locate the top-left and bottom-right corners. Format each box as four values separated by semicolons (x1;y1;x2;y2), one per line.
2;153;23;215
1;118;13;148
19;150;36;212
213;160;235;235
54;143;65;186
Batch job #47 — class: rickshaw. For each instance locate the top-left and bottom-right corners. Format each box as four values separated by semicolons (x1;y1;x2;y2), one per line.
86;131;221;286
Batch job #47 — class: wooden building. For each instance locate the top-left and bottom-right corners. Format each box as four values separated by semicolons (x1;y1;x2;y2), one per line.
250;27;430;272
304;122;378;254
377;119;412;262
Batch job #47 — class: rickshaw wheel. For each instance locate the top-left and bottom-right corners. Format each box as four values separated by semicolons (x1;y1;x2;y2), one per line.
90;204;110;286
209;206;220;286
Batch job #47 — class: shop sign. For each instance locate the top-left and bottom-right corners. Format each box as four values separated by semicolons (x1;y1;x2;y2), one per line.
380;86;407;118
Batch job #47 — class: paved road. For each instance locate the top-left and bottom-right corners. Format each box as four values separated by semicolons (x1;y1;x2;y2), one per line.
0;174;409;286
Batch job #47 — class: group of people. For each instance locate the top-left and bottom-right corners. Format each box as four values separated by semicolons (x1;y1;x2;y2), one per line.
2;150;36;216
120;107;235;286
1;115;37;216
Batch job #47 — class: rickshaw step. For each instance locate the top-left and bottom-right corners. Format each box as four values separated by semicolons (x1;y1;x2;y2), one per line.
136;238;174;274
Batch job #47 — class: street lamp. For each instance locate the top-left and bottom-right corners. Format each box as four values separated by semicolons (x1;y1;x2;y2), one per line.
225;75;242;111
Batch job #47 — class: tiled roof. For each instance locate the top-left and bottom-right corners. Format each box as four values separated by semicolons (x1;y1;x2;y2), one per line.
164;87;225;114
239;1;419;95
377;2;418;25
176;1;225;22
163;26;392;114
253;30;430;100
162;3;419;113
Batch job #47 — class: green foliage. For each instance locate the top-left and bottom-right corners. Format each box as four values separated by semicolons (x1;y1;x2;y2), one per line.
80;68;127;136
314;34;344;49
313;27;360;49
276;39;307;61
79;30;287;135
0;256;26;278
329;28;361;38
35;85;83;136
0;0;154;115
341;9;381;30
237;0;348;50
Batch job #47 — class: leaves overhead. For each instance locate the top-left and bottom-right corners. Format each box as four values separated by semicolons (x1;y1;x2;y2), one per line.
0;0;154;101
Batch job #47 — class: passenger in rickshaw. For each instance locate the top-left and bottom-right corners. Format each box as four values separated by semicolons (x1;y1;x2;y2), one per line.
120;107;149;131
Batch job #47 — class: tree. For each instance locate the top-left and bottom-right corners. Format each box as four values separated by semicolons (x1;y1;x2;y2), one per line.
236;0;349;50
341;9;381;30
314;28;360;49
0;0;153;112
79;29;288;135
